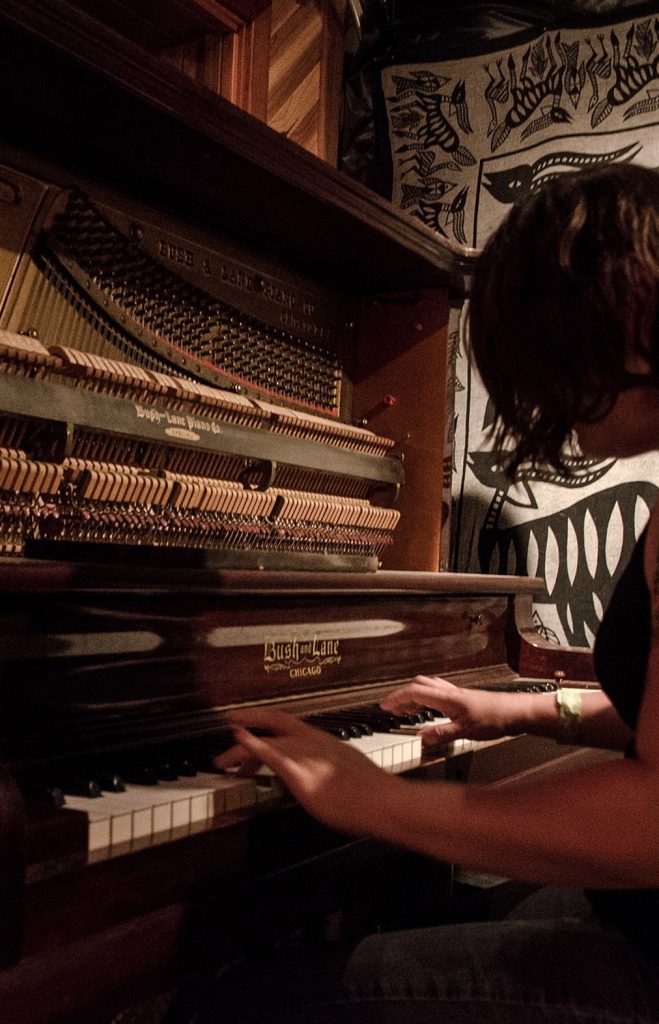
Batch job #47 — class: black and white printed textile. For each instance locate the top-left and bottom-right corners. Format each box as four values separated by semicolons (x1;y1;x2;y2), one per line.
380;10;659;645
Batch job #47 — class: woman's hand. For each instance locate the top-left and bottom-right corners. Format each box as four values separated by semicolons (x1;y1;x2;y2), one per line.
381;675;526;747
215;707;400;836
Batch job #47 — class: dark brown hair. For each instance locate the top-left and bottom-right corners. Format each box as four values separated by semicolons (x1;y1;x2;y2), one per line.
468;162;659;474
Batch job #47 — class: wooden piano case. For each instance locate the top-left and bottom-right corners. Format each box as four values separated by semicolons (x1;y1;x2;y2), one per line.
0;3;601;1022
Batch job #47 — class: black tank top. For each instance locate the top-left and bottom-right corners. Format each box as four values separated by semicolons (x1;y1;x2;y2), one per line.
593;528;651;729
588;528;657;950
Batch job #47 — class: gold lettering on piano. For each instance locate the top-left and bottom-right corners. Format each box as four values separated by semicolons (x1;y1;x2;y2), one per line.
133;403;224;439
280;310;329;341
219;264;297;310
263;635;342;678
158;239;194;267
166;426;200;442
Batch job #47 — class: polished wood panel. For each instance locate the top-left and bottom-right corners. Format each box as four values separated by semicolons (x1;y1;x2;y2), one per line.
0;562;542;745
0;769;24;970
353;289;450;571
510;591;598;683
65;0;346;161
267;0;346;162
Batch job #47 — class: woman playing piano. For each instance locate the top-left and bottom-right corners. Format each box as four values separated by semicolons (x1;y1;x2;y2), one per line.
207;163;659;1023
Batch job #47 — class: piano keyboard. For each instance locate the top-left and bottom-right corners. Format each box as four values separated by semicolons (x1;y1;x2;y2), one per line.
24;703;493;866
64;772;262;863
25;682;577;870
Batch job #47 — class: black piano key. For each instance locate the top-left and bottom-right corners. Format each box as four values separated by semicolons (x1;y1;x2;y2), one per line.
151;762;179;781
477;681;558;693
118;757;180;781
305;716;363;738
96;772;126;793
151;750;198;778
333;721;366;738
189;753;221;773
305;719;351;740
311;711;375;734
346;720;374;736
119;764;160;786
58;776;102;799
379;706;428;726
182;740;233;774
76;763;126;793
334;706;416;730
190;735;233;756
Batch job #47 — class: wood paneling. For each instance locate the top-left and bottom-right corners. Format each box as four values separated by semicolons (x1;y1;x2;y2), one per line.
69;0;347;162
268;0;323;152
354;289;450;572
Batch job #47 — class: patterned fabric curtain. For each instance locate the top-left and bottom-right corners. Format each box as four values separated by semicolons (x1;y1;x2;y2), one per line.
378;7;659;646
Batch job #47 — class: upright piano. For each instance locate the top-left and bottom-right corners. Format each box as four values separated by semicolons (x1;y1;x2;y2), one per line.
0;4;600;1022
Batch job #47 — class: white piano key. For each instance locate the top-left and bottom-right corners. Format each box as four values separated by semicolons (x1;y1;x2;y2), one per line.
110;809;133;854
131;804;154;851
64;790;141;858
85;810;111;858
345;731;423;773
63;797;112;862
131;805;152;838
62;770;264;863
390;714;453;735
162;771;258;815
152;800;173;843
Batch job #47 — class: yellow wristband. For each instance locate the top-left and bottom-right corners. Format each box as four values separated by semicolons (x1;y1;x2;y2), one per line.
555;688;582;745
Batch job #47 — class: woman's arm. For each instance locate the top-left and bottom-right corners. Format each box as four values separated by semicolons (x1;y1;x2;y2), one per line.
380;677;632;751
216;508;659;891
219;696;659;889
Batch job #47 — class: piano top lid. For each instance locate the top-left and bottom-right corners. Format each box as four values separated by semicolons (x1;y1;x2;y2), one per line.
0;558;544;597
0;0;477;295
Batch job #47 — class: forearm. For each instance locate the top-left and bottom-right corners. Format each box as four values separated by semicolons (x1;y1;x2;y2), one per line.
387;677;632;750
369;756;659;889
508;689;632;750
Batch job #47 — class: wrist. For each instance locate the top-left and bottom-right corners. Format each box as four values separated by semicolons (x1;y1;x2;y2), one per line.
511;691;560;737
500;691;541;735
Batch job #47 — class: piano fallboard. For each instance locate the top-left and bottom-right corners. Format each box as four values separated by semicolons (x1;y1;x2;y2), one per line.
0;559;552;761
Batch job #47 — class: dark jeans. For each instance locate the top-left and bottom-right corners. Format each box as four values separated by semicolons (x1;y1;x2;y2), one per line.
199;888;659;1024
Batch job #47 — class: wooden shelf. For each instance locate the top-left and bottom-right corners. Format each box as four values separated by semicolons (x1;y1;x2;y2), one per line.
0;0;474;293
61;0;271;49
61;0;347;162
